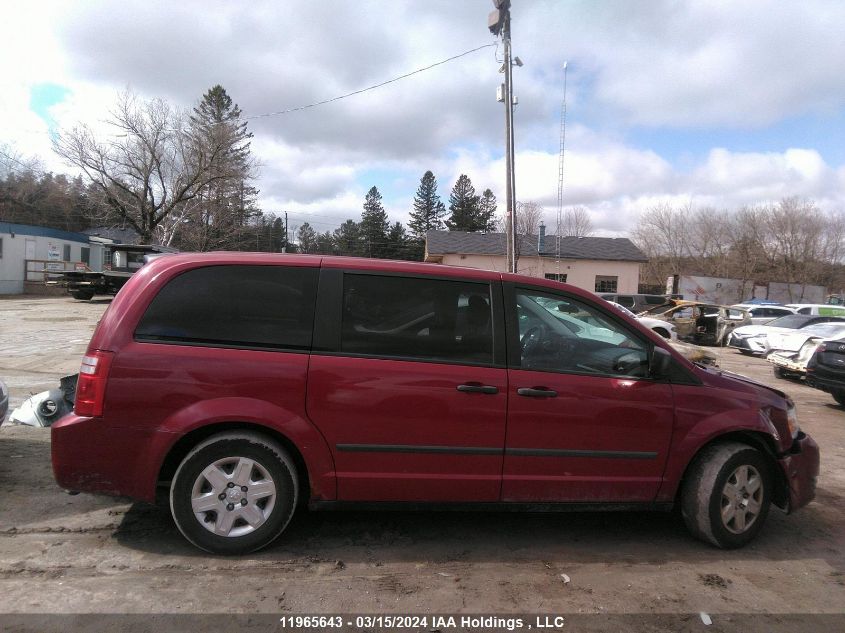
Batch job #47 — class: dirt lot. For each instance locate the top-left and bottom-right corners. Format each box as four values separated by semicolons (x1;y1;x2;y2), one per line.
1;295;844;630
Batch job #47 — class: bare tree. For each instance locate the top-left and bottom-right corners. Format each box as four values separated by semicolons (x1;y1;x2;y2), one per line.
560;206;594;237
53;91;236;244
687;206;732;277
633;202;692;287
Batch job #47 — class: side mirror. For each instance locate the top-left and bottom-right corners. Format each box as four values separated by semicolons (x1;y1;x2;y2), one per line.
650;346;673;379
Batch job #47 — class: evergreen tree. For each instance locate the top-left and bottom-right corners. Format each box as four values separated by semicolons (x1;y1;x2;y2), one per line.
360;186;389;257
333;219;362;256
478;188;498;232
179;85;259;250
297;222;318;253
384;221;409;260
409;170;445;239
315;230;336;254
445;174;482;231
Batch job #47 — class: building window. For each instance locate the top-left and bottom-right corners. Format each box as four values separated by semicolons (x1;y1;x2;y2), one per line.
544;273;567;283
63;244;71;261
595;275;618;293
81;247;90;266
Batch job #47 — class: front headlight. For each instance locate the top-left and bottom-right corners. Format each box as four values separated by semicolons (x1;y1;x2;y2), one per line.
787;405;800;439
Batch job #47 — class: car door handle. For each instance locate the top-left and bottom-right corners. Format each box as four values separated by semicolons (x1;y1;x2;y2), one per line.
517;387;558;398
456;383;499;394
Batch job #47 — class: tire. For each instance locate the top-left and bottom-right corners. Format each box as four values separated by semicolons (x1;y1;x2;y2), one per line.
653;327;670;339
170;431;298;555
681;442;772;549
739;349;753;356
832;389;845;408
71;290;94;301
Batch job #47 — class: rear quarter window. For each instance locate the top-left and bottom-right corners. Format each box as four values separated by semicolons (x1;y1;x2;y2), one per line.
135;265;318;350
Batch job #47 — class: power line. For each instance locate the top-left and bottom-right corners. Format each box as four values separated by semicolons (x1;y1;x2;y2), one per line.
244;43;496;121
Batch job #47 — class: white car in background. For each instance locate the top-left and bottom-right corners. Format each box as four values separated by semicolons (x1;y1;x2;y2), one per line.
606;301;677;340
728;314;845;355
767;322;845;378
786;303;845;316
730;304;796;325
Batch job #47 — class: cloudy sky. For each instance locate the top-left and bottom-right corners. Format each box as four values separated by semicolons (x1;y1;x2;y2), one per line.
2;0;845;237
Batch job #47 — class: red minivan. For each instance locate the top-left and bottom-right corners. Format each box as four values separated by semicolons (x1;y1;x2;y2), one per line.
52;254;819;554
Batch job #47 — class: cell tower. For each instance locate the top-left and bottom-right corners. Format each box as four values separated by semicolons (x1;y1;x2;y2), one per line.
556;62;569;277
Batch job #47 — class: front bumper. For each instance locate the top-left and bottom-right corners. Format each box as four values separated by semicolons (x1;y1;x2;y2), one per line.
769;353;807;374
728;335;767;353
51;413;173;502
777;432;819;513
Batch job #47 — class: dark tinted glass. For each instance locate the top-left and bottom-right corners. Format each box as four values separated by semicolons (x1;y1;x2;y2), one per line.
136;265;318;350
341;274;493;364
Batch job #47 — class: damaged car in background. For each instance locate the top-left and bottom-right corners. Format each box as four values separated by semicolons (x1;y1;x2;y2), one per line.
767;322;845;379
806;337;845;406
640;300;750;346
728;314;845;355
8;375;77;428
606;301;717;365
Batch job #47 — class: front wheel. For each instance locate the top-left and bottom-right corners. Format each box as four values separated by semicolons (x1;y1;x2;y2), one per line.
170;432;298;554
681;442;771;549
832;389;845;407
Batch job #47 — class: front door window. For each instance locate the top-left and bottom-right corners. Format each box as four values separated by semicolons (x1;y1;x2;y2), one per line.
516;291;649;378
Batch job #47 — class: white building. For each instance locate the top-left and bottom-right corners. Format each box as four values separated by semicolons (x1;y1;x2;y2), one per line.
424;229;647;294
0;222;108;295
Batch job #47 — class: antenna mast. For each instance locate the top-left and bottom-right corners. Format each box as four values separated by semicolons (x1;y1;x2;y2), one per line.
556;62;569;278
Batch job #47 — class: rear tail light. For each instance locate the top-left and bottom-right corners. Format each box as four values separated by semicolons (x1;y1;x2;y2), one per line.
74;351;114;417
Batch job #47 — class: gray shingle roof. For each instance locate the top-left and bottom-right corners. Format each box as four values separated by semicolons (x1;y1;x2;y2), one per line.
82;226;142;244
425;230;647;262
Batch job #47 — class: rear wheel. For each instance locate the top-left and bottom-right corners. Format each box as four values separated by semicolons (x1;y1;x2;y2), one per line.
681;442;771;549
71;289;94;301
170;432;298;554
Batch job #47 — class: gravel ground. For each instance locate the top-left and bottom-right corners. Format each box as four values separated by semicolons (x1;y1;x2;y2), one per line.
1;295;843;631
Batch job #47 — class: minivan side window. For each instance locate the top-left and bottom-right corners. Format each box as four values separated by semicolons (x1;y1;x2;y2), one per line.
340;274;494;365
516;289;649;377
135;265;318;351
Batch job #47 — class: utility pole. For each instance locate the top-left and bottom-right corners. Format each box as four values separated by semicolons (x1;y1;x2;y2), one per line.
489;0;518;273
282;211;289;253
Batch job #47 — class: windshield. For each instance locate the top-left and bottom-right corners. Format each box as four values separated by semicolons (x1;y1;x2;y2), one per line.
766;315;811;329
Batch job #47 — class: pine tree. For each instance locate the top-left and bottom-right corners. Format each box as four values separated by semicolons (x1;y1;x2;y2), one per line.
478;188;498;232
384;221;409;260
360;186;389;258
180;85;259;250
445;174;482;231
315;230;336;254
333;220;361;256
297;222;318;253
409;170;445;239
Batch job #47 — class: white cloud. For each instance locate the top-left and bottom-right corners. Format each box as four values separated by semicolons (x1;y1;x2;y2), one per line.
3;0;845;242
